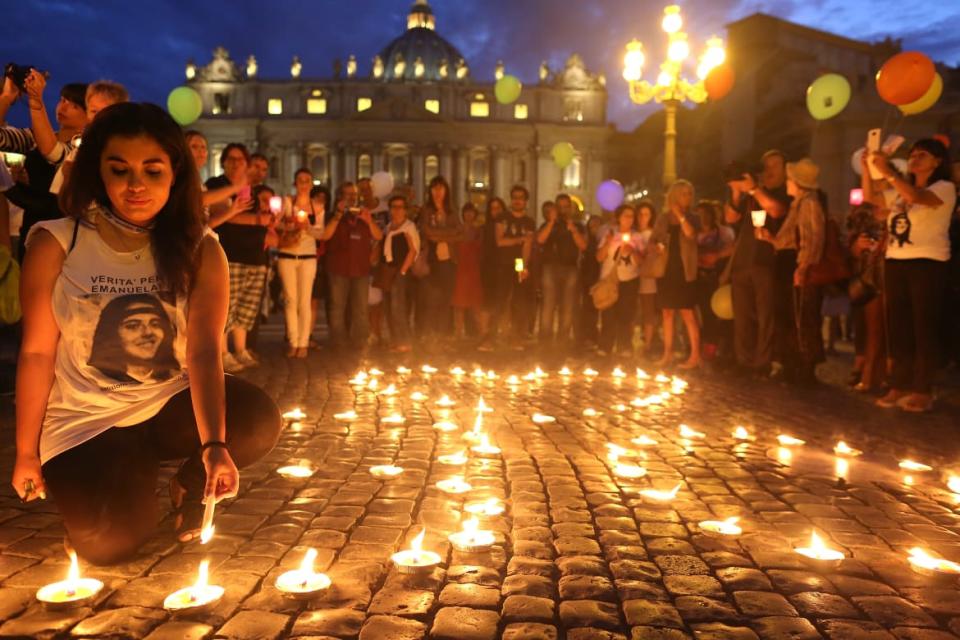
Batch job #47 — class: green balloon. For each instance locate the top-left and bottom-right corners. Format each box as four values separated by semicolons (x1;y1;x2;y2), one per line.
806;73;851;121
494;75;522;104
551;142;576;169
167;86;203;126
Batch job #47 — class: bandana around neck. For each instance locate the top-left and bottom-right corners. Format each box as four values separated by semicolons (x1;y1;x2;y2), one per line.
100;206;156;235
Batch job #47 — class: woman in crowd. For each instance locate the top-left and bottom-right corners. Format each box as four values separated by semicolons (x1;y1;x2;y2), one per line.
695;199;734;362
277;168;325;358
596;204;642;356
478;197;506;351
578;215;604;350
308;185;331;349
13;102;280;563
846;203;886;392
418;176;462;340
653;179;701;369
635;201;659;357
184;130;245;212
758;158;826;386
864;139;956;411
379;194;420;353
453;202;485;340
217;184;274;371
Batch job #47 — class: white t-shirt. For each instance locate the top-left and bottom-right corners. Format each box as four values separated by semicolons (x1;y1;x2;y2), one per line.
885;180;956;261
26;214;191;463
600;229;643;282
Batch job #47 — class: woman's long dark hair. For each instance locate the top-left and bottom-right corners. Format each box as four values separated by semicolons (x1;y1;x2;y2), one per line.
59;102;204;297
422;175;456;219
909;138;952;187
88;294;179;382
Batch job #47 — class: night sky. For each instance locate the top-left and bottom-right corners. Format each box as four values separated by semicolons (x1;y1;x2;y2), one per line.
6;0;959;131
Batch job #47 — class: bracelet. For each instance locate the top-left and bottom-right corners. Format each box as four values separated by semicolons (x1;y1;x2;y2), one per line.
200;440;228;452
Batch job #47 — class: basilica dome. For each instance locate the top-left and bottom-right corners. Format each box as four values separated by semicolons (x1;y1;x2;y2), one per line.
377;0;467;82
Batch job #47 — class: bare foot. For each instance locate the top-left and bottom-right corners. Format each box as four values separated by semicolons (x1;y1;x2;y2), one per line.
679;359;701;370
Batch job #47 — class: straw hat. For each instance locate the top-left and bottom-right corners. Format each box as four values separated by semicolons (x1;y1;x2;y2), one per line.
786;157;820;190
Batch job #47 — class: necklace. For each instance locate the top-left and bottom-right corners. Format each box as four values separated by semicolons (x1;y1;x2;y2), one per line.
97;210;151;260
101;207;155;234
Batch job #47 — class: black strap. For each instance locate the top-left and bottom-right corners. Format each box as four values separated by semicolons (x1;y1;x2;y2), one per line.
200;440;227;452
68;217;80;254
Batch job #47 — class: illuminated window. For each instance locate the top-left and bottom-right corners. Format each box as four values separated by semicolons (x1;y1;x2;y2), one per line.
311;89;323;97
357;97;372;112
563;99;583;122
310;153;328;184
358;153;372;179
563;157;582;189
470;101;489;118
267;98;283;115
514;104;528;120
424;99;440;114
307;98;327;114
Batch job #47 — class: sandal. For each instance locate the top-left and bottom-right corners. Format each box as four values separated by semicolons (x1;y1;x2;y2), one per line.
897;393;934;413
169;476;204;543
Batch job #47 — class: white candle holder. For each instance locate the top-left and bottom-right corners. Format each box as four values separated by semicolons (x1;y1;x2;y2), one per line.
392;529;441;575
275;549;332;599
163;560;224;614
36;551;103;610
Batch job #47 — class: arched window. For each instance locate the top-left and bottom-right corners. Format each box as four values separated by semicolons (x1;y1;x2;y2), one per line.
310;152;328;185
390;154;410;186
357;153;372;179
469;149;490;189
562;156;581;189
425;155;439;185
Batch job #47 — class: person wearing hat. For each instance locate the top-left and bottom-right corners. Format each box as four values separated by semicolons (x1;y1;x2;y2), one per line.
758;157;826;385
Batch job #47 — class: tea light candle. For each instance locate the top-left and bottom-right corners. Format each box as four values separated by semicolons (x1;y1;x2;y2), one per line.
199;497;216;544
485;370;498;380
450;366;466;376
907;547;960;580
613;403;628;413
613;461;648;479
409;391;428;402
379;383;398;396
899;459;932;472
732;426;754;441
655;374;670;383
582;408;601;417
381;413;405;424
679;424;705;439
436;395;455;408
751;209;767;227
506;375;521;385
777;434;806;446
396;366;412;375
471;434;501;457
640;483;682;503
436;475;472;494
163;559;224;613
368;367;384;376
438;451;469;466
699;517;743;537
334;410;358;422
366;378;379;391
421;364;438;374
348;373;368;386
449;517;496;552
532;413;556;424
370;464;404;480
834;441;862;457
472;367;486;379
36;551;103;609
433;420;458;432
559;366;572;376
612;367;627;378
475;397;492;413
269;196;283;215
795;531;845;570
275;548;332;599
636;368;651;380
464;498;505;518
392;529;441;575
632;435;658;447
583;368;599;377
282;408;307;422
534;366;547;378
277;461;315;479
948;476;960;494
835;457;850;480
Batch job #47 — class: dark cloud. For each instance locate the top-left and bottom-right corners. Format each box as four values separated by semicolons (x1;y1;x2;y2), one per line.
5;0;956;132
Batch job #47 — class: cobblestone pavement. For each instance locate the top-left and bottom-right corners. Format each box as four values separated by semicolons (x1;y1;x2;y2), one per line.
1;335;960;640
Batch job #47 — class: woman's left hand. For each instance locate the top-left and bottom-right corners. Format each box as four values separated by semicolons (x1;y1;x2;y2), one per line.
202;446;239;503
793;266;808;287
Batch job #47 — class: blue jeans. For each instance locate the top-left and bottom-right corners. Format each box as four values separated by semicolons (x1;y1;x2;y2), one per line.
328;273;370;346
539;263;579;343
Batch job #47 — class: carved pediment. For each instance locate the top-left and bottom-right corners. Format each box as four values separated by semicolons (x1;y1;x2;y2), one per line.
197;46;243;83
555;53;602;90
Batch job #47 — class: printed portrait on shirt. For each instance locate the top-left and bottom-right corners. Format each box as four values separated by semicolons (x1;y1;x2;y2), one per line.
87;293;181;384
889;211;912;248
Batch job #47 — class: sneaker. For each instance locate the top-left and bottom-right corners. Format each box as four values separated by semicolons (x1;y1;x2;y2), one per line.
222;352;247;373
235;350;259;367
876;388;908;409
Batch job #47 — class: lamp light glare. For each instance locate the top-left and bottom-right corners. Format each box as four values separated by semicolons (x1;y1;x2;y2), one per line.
662;5;683;33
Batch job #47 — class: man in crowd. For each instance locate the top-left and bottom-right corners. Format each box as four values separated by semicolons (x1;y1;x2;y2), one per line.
537;193;587;350
492;185;536;350
248;152;269;188
723;150;790;377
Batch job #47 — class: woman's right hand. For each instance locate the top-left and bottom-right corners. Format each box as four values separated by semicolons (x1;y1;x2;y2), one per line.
12;453;45;502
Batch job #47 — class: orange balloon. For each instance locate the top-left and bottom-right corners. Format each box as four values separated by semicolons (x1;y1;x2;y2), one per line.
705;64;735;100
875;51;935;105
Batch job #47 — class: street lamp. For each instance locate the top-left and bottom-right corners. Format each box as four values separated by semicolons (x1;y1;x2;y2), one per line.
623;5;726;186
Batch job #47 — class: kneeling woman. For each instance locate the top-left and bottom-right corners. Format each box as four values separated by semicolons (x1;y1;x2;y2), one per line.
12;102;282;565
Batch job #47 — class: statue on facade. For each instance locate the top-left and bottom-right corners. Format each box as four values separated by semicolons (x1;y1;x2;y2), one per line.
495;60;505;80
246;55;257;79
372;55;384;79
347;55;357;78
539;61;550;83
291;55;302;78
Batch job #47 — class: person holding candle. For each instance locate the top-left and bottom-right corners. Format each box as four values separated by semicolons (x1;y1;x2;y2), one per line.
417;175;462;342
12;102;281;564
276;168;325;358
537;195;587;350
863;138;956;412
652;180;702;368
596;204;643;356
494;185;535;350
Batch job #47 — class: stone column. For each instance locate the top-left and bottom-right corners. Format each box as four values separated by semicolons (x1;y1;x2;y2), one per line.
454;146;468;207
439;145;453;181
411;147;424;195
328;143;341;190
344;144;357;183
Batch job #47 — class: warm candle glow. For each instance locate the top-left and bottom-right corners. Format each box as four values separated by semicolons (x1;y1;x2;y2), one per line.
409;391;427;402
640;483;682;502
559;366;572;376
777;434;806;446
199;498;215;544
506;375;521;385
282;408;307;421
366;378;379;391
449;516;496;551
436;395;455;407
583;368;599;377
612;367;627;378
679;424;705;439
368;368;384;376
795;531;844;562
472;434;501;456
655;374;670;383
421;364;438;374
437;475;472;494
632;435;658;446
275;548;332;596
277;461;315;478
835;457;849;479
475;397;492;413
392;528;442;573
699;517;742;536
636;368;651;380
834;441;862;457
582;408;601;417
433;420;458;432
613;462;648;479
948;476;960;494
438;451;468;465
334;410;358;422
899;460;932;472
907;547;960;575
732;426;753;440
381;413;405;424
36;550;104;607
370;465;405;479
777;447;793;466
379;383;398;396
450;366;466;375
396;366;412;375
465;498;504;517
532;413;556;424
163;559;224;611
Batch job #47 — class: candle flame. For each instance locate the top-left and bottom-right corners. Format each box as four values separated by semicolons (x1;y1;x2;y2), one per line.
733;426;750;440
486;370;497;380
559;367;572;376
777;434;806;446
632;435;658;446
834;441;862;456
195;559;210;589
636;368;650;380
948;476;960;494
908;547;960;572
450;367;465;375
397;366;411;374
642;483;682;500
612;367;627;378
298;548;317;574
583;368;598;376
462;517;479;534
899;459;932;472
411;528;425;552
200;525;214;544
679;424;705;439
67;550;80;582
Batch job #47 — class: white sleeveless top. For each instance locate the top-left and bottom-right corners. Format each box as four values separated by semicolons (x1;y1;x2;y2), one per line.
27;214;191;464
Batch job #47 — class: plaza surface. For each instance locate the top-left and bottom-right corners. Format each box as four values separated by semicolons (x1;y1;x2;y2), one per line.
0;343;959;640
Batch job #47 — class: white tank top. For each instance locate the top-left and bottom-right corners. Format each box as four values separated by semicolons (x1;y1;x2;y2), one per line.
27;213;191;464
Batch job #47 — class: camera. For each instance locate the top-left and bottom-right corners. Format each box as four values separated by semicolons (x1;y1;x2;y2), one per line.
722;161;751;184
4;63;48;92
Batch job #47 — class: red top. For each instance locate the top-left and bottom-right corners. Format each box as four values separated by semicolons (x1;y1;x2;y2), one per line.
325;216;373;278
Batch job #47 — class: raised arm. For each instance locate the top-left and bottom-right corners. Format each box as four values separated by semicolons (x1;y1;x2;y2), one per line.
12;229;64;501
23;71;62;161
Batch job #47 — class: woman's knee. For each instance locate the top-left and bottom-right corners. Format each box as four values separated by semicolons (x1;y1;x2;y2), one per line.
225;379;281;463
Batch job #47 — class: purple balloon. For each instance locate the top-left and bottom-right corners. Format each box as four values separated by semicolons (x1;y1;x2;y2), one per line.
596;179;625;211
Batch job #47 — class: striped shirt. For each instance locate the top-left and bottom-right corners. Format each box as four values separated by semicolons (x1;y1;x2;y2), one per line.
0;126;68;165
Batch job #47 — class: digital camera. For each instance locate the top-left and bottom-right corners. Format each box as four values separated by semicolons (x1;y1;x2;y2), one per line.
4;63;48;92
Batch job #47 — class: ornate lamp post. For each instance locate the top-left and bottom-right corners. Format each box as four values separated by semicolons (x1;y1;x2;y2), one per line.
622;5;726;186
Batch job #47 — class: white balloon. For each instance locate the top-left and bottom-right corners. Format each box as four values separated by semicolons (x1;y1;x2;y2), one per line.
370;171;394;199
851;147;865;176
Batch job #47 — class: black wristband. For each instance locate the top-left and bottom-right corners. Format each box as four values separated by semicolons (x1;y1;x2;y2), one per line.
200;440;228;452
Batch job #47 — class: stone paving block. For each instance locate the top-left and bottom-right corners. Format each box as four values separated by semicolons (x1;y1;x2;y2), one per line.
557;556;609;577
655;555;711;575
502;622;558;640
733;591;799;617
852;597;937;628
358;614;427;640
368;588;436;618
430;606;500;640
788;592;861;619
632;627;694;640
891;630;958;640
438;583;501;609
675;596;744;625
902;588;960;616
692;623;761;640
502;594;556;623
447;566;501;587
214;610;290;640
750;616;823;640
623;600;684;628
291;608;366;637
69;605;166;638
567;629;629;640
819;619;897;640
502;574;556;599
558;575;617;602
664;575;725;598
0;606;92;638
768;570;838;594
558;600;622;630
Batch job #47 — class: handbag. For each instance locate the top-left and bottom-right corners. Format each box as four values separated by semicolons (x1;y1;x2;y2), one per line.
805;215;851;287
411;248;430;278
590;268;620;311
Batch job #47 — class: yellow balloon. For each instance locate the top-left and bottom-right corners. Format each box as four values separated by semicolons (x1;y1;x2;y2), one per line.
899;73;943;115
